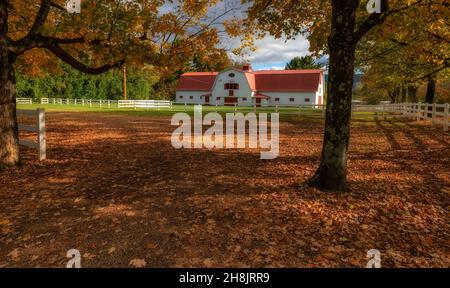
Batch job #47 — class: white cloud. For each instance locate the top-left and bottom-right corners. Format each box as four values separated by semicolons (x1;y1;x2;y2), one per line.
249;36;310;65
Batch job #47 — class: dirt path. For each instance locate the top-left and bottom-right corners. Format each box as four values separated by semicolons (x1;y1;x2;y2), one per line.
0;112;449;267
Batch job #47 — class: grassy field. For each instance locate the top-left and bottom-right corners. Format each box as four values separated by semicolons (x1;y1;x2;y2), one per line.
17;103;385;121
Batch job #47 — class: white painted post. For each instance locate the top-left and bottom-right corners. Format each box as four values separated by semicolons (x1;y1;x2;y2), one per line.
431;103;436;125
253;103;256;113
108;100;111;109
185;102;187;112
37;108;46;160
383;105;386;120
444;103;449;132
100;100;102;108
424;103;428;120
416;102;420;120
234;103;237;113
275;104;278;113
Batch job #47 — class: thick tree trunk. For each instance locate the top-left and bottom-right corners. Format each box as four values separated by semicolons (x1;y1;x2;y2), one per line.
0;1;20;166
308;0;358;190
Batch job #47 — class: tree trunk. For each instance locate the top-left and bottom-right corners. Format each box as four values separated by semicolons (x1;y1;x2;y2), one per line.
425;74;437;118
0;1;20;166
408;86;418;102
425;74;437;104
308;0;358;190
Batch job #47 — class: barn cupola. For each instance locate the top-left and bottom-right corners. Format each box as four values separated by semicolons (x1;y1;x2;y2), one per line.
242;64;253;72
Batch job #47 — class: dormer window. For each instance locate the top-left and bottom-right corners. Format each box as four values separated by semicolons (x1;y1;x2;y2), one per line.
228;73;235;78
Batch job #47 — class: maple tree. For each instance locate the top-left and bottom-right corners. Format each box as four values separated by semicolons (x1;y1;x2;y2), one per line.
0;0;240;166
246;0;444;190
356;1;450;104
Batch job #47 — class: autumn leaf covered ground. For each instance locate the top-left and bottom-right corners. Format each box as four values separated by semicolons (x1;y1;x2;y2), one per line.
0;111;449;267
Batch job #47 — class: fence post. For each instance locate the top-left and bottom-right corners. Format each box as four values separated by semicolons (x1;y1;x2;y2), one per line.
275;104;278;113
185;102;187;112
432;103;436;125
322;104;326;118
37;108;46;160
444;103;449;132
417;102;421;121
234;103;237;113
100;100;102;108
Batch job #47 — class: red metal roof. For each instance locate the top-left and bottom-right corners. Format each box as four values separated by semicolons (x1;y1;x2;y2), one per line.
177;69;322;92
253;70;322;92
176;72;218;91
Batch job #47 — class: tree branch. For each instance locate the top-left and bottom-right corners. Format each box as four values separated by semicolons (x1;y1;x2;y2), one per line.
44;44;124;75
354;0;423;43
27;0;52;37
353;0;389;43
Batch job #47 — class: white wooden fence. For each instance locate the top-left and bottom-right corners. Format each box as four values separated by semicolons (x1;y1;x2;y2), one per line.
17;108;46;160
117;100;172;109
15;98;450;131
23;98;173;109
16;98;33;104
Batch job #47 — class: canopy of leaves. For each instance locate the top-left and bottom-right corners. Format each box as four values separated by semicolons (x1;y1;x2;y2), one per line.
8;0;241;77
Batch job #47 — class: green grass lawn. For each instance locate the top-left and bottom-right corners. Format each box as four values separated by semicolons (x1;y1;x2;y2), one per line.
16;103;394;123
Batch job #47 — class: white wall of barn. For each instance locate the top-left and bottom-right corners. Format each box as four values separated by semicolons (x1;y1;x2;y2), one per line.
264;92;319;106
175;91;204;104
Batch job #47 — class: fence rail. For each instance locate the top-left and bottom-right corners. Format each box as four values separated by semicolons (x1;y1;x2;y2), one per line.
15;98;449;131
16;98;33;104
17;108;46;160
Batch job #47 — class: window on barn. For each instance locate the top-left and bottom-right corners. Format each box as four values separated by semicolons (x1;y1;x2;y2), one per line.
242;98;247;101
229;90;234;96
179;95;183;99
305;98;310;102
289;98;295;102
224;83;239;90
216;97;221;100
275;98;280;102
189;96;193;99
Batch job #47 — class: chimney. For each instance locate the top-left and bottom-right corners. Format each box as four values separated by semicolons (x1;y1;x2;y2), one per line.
242;64;252;72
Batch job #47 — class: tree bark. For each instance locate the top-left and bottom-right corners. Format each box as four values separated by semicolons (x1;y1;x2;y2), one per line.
308;0;359;190
0;1;19;166
425;74;437;104
425;74;437;118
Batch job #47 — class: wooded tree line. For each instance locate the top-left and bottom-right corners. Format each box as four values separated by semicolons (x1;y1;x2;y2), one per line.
16;63;154;100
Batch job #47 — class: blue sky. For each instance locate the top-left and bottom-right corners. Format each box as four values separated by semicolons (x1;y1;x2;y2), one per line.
246;36;312;71
159;1;315;71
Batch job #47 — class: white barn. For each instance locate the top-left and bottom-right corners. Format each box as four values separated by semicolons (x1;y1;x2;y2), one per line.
175;65;324;107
